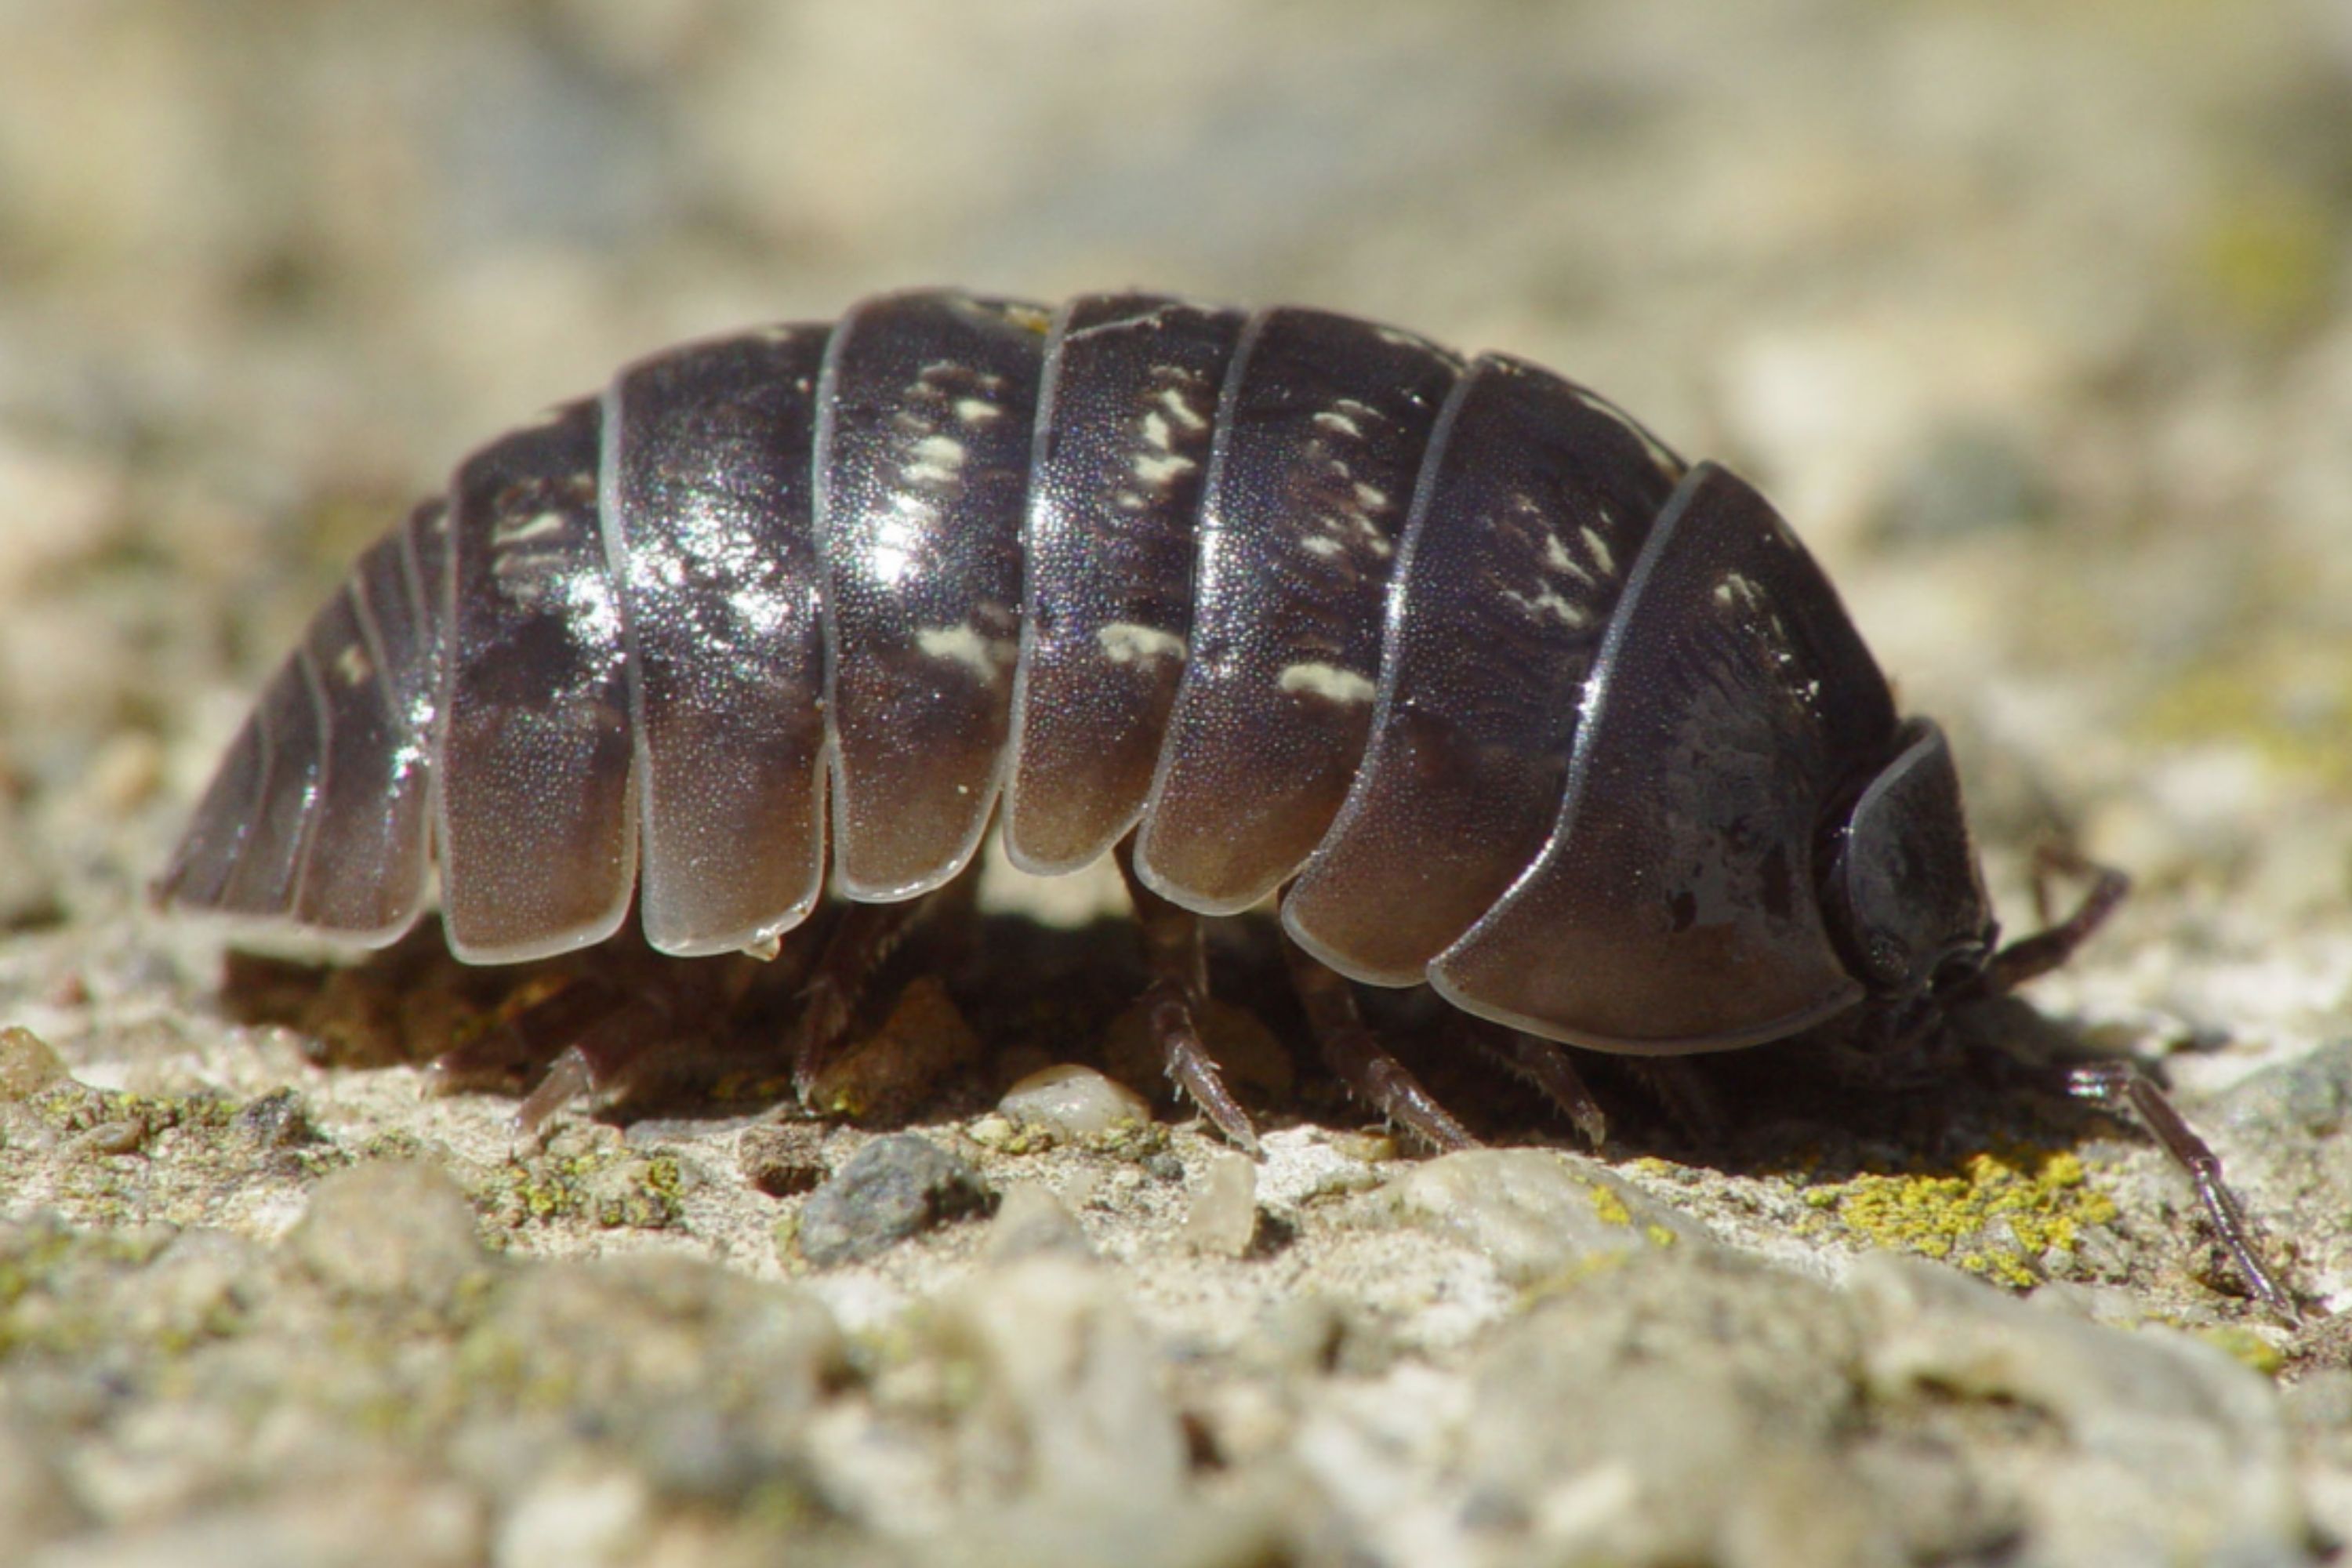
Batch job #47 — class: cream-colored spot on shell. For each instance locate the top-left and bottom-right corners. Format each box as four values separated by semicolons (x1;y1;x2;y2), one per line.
956;397;1004;425
1096;622;1187;665
1277;662;1376;704
1156;386;1210;432
916;624;1016;680
492;510;570;547
1502;587;1592;629
903;434;967;486
1580;524;1616;576
334;642;374;687
1131;451;1196;488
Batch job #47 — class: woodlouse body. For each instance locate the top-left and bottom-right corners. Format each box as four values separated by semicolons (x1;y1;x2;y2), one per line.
162;288;2000;1057
160;286;2305;1316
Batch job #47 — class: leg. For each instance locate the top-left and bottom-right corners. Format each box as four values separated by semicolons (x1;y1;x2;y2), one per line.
1113;838;1261;1154
1978;848;2130;997
1279;928;1475;1153
2067;1060;2297;1321
430;940;762;1134
1473;1026;1608;1149
791;897;938;1104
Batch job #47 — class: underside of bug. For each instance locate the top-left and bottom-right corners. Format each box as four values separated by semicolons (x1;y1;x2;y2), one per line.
158;289;2296;1317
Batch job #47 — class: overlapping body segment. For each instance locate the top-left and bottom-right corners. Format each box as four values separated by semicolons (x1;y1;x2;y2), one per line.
815;292;1047;901
1004;292;1246;875
1281;355;1688;984
1132;309;1461;913
603;325;832;957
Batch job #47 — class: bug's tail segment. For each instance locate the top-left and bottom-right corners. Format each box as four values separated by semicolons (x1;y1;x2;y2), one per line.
158;514;442;946
1428;463;1900;1054
436;398;638;964
156;684;278;914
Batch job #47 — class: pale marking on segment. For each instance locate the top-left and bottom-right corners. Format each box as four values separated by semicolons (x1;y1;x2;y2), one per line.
492;510;571;547
333;642;374;687
1300;535;1345;561
1580;524;1616;575
866;495;937;587
1712;572;1762;609
1131;451;1196;488
1156;385;1209;431
916;624;1016;680
956;397;1004;425
1140;411;1173;452
1097;622;1186;665
1539;530;1595;587
1312;410;1363;438
1352;481;1387;512
1277;662;1377;704
902;434;967;486
1570;387;1680;475
1501;587;1593;629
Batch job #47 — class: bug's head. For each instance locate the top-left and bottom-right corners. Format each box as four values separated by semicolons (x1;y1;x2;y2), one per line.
1822;717;1998;1036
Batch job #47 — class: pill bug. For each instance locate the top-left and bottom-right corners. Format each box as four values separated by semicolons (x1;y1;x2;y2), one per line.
158;288;2293;1316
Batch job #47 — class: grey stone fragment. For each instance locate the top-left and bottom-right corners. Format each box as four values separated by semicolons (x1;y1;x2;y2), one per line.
982;1181;1091;1262
932;1257;1186;1508
2217;1038;2352;1137
1848;1251;2308;1564
1181;1151;1258;1258
1449;1248;2317;1567
286;1161;485;1310
0;1412;83;1548
24;1476;482;1568
796;1134;992;1267
1388;1148;1708;1284
0;1025;67;1099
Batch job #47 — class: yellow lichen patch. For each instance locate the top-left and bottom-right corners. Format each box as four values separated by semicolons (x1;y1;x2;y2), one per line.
1588;1183;1634;1229
1800;1145;2119;1290
2135;637;2352;794
2198;1324;2286;1379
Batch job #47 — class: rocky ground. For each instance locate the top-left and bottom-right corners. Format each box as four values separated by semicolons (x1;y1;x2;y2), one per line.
2;2;2350;1564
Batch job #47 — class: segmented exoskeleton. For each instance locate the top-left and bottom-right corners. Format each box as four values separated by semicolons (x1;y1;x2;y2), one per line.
160;289;2295;1316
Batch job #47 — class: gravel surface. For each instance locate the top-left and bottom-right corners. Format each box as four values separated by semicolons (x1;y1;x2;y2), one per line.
3;3;2350;1564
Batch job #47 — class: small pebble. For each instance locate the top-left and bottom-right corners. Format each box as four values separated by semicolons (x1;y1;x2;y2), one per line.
796;1134;993;1267
288;1161;486;1308
231;1087;314;1151
997;1062;1152;1140
983;1181;1092;1262
1392;1149;1704;1285
1182;1151;1260;1258
72;1120;147;1157
736;1123;829;1197
0;1025;66;1099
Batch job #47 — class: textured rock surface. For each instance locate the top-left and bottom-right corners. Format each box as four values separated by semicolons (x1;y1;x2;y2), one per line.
2;2;2350;1563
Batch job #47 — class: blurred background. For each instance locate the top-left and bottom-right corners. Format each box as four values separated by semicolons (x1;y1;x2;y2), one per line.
0;0;2346;1029
2;5;2350;1559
